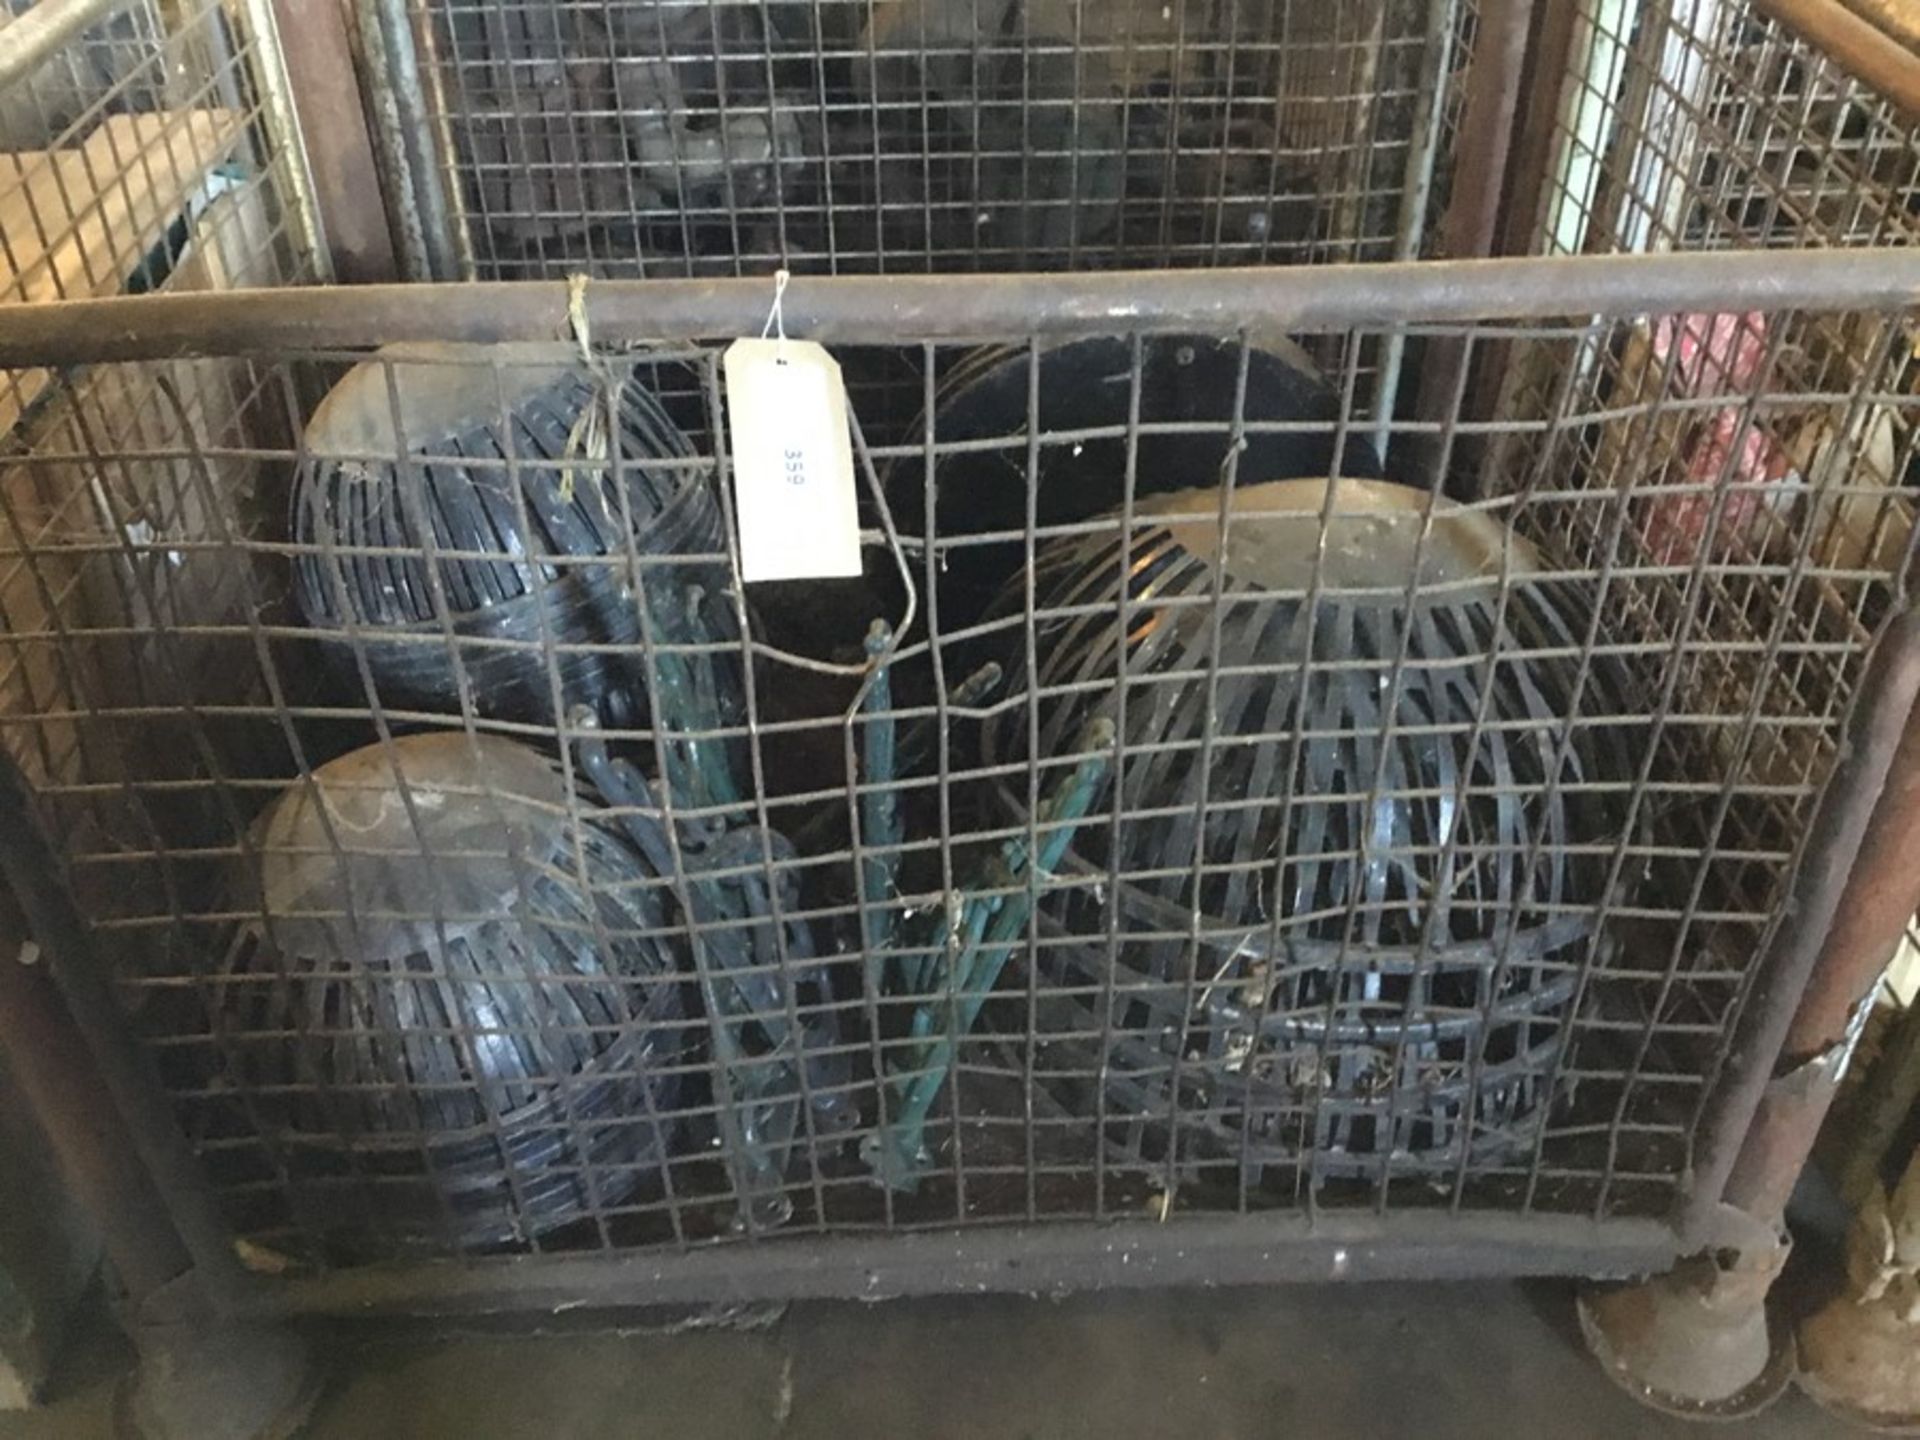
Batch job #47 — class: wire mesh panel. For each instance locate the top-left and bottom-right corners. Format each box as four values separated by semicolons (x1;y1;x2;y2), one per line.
1529;0;1920;260
0;0;322;314
1482;4;1920;1049
401;0;1478;278
0;257;1914;1289
0;0;324;985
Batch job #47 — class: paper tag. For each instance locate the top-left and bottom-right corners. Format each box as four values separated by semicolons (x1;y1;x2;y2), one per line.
723;337;861;582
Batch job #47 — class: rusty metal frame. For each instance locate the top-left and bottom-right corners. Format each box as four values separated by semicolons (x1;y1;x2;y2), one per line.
256;1213;1681;1319
3;247;1920;365
1715;648;1920;1225
1411;0;1538;461
267;0;400;283
1755;0;1920;117
2;252;1917;1315
1679;612;1920;1240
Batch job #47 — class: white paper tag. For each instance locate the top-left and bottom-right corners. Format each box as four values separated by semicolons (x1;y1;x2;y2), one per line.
722;337;861;582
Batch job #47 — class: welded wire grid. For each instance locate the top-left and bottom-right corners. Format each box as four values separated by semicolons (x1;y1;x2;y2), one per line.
0;0;319;291
1530;0;1920;260
0;300;1913;1268
409;0;1476;279
1487;0;1920;991
0;0;321;947
0;0;321;433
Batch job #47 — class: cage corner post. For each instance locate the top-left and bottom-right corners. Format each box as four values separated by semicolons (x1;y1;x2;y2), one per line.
260;0;401;283
1580;607;1920;1419
1404;0;1542;488
351;0;466;280
0;754;320;1440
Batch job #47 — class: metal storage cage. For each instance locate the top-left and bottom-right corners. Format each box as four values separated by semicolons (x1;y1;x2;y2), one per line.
385;0;1478;279
0;0;1917;1332
0;0;325;971
0;0;324;311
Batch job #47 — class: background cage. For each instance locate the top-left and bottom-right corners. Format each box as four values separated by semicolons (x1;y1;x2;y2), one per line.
0;0;1918;1337
395;0;1477;280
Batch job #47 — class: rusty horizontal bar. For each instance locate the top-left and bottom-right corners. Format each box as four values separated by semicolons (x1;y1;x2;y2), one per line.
4;248;1920;366
1757;0;1920;118
253;1212;1680;1319
1837;0;1920;51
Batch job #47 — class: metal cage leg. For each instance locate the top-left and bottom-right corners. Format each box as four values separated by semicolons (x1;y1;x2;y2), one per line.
0;754;319;1440
1583;615;1920;1417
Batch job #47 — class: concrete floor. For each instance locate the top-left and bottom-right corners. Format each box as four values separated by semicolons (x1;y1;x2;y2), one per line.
0;1281;1859;1439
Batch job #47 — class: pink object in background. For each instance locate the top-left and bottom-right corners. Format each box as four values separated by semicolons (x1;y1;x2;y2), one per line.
1637;311;1801;566
1651;310;1771;397
1639;410;1798;566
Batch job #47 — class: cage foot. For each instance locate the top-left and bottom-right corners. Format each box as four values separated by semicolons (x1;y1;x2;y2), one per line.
1799;1292;1920;1433
1796;1149;1920;1432
115;1313;321;1440
1576;1204;1794;1419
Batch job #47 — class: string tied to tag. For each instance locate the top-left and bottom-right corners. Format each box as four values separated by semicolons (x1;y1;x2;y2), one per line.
561;272;610;502
760;268;791;364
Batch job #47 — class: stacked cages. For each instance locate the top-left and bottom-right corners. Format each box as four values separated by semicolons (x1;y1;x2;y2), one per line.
0;0;323;320
0;0;1917;1311
385;0;1479;278
0;0;326;983
1493;0;1920;1126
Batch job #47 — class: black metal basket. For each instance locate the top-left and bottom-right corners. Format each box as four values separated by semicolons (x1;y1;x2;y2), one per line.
210;731;689;1254
290;342;737;732
979;478;1636;1184
893;332;1384;628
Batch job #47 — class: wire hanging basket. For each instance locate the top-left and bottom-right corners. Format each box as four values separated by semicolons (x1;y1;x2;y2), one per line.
893;332;1384;628
290;342;737;732
209;731;689;1254
979;478;1637;1184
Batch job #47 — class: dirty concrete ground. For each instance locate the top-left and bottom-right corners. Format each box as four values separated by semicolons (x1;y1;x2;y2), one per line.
0;1280;1862;1439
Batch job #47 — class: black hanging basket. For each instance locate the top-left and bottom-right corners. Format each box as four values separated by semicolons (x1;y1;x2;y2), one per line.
210;732;689;1254
979;478;1636;1185
894;332;1386;631
290;342;737;730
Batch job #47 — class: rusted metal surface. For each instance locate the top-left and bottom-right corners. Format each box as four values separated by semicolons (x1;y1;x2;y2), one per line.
1680;610;1920;1240
1798;1145;1920;1427
254;1213;1680;1319
1580;1205;1795;1418
359;0;462;280
1497;0;1583;259
6;248;1920;365
1787;708;1920;1057
0;888;189;1302
1838;0;1920;50
0;755;248;1309
1799;1293;1920;1429
1716;628;1920;1222
1438;0;1534;264
1724;1048;1857;1224
268;0;398;283
1409;0;1533;477
1756;0;1920;117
